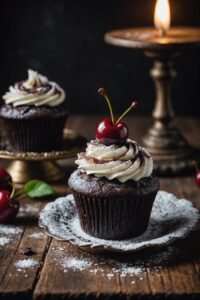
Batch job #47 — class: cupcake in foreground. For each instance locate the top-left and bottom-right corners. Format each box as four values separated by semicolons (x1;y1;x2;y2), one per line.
69;88;159;240
0;69;68;152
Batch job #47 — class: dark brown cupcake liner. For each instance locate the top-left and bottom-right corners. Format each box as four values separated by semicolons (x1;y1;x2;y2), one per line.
1;115;67;152
72;190;158;240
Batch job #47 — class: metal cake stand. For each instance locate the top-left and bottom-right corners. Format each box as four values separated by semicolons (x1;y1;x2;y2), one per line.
0;129;86;184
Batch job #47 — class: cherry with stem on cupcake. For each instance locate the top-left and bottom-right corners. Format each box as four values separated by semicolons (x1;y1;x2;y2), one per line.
192;161;200;187
96;87;138;145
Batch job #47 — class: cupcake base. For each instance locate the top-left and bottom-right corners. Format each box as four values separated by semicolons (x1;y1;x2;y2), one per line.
0;104;68;152
68;170;160;240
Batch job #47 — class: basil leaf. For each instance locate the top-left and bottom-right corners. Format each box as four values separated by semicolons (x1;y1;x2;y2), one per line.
24;180;56;198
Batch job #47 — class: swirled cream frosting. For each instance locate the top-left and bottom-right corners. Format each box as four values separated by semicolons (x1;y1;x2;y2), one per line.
3;69;65;107
75;140;153;182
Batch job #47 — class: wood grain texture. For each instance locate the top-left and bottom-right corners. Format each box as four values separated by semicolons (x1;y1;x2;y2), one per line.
34;241;124;299
0;116;200;300
0;198;49;300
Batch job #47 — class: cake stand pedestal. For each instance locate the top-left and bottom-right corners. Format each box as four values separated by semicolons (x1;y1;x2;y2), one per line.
7;161;64;184
0;129;85;184
105;27;200;175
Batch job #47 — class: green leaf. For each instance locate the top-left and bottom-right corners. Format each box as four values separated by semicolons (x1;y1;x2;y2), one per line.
24;180;56;198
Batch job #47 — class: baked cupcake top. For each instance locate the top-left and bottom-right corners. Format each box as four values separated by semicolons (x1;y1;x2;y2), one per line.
75;88;153;183
2;69;65;107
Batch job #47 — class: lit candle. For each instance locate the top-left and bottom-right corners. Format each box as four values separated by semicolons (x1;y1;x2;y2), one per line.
154;0;171;37
105;2;200;175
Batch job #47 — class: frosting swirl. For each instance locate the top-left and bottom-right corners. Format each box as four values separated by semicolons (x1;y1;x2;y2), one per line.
2;69;65;107
75;140;153;182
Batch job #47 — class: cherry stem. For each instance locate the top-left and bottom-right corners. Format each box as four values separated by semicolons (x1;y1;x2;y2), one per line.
115;101;138;125
98;88;115;124
13;188;25;199
192;161;199;172
10;186;16;199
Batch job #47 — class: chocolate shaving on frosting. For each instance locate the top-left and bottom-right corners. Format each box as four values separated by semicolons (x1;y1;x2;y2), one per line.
75;139;153;182
3;69;65;107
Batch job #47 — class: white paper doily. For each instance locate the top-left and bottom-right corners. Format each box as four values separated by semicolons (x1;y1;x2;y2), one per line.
39;191;199;253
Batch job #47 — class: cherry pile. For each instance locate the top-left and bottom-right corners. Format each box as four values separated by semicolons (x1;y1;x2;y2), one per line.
0;168;19;222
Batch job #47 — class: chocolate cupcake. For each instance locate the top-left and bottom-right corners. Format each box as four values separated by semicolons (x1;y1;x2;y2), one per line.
0;70;68;152
68;88;159;240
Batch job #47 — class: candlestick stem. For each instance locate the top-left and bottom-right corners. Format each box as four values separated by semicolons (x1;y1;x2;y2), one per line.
142;51;194;173
159;28;166;37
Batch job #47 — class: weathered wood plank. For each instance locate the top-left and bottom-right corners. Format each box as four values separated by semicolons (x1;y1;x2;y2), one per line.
0;225;24;283
34;240;122;300
176;176;200;282
0;196;36;284
0;226;50;300
0;197;51;300
118;254;151;297
144;178;200;297
0;151;70;299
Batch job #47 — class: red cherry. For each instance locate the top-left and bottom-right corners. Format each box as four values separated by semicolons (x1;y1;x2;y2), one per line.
193;162;200;188
96;118;128;145
0;167;13;193
196;171;200;187
0;168;6;178
97;88;138;145
0;190;19;223
0;190;10;210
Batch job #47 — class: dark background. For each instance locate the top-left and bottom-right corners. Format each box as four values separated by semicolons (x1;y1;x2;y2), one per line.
0;0;200;116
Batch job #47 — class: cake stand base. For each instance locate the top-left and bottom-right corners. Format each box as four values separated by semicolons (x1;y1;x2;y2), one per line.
0;129;85;185
152;149;198;176
142;123;198;175
7;160;65;185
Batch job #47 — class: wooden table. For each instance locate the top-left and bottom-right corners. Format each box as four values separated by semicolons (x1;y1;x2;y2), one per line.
0;116;200;300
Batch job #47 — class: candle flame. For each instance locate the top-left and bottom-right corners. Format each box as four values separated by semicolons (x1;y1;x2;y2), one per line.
154;0;171;35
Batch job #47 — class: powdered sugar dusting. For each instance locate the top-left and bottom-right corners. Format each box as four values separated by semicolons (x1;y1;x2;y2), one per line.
14;259;40;271
0;236;11;246
39;191;199;252
18;204;39;217
50;244;181;280
28;232;45;239
0;225;23;235
62;257;91;272
0;224;23;248
51;246;145;277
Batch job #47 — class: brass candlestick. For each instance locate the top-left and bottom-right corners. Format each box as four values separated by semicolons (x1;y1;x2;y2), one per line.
105;27;200;175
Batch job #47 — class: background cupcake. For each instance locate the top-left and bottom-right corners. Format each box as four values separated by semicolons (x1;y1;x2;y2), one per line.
68;88;159;240
0;69;68;152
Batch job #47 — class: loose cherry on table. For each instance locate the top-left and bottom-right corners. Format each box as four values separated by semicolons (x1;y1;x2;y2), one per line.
96;88;138;145
0;167;13;193
196;172;200;187
193;161;200;187
0;167;18;223
0;190;19;223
